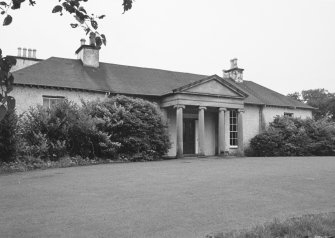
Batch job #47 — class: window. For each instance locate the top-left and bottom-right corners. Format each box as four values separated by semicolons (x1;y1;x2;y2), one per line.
284;112;293;118
42;96;65;109
229;110;238;147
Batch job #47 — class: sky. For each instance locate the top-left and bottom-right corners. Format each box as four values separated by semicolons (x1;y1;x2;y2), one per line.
0;0;334;95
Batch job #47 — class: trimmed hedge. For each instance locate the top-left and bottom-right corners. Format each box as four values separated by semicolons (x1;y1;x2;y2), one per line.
247;116;335;156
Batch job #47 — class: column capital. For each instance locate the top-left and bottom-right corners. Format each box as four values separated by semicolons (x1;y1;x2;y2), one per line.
238;109;245;113
198;106;207;110
218;107;227;112
174;104;185;109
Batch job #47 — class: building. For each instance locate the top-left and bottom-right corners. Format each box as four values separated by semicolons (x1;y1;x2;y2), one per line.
10;41;313;158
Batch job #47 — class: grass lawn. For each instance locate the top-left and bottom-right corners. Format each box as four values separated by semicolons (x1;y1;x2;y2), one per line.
1;156;335;238
207;212;335;238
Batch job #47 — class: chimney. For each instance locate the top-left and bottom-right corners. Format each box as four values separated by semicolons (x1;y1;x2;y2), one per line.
17;47;22;57
230;58;238;69
28;48;32;58
22;48;27;58
223;58;244;83
75;39;99;68
32;49;37;58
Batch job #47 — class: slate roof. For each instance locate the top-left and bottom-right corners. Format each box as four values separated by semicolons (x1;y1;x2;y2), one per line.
13;57;313;109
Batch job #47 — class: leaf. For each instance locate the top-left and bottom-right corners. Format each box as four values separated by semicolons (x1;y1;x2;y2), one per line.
0;104;7;121
85;27;90;35
29;0;36;6
90;20;98;30
70;23;78;28
52;5;63;13
7;96;15;111
101;34;106;46
1;11;5;15
0;2;7;6
78;6;86;13
95;36;102;48
3;14;12;26
98;15;106;19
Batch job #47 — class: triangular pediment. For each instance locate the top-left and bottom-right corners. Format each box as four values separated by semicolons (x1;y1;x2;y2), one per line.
173;75;247;98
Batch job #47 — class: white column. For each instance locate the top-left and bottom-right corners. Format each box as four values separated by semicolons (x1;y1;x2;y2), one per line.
224;110;230;155
237;109;245;155
198;106;206;156
218;107;227;155
175;105;185;158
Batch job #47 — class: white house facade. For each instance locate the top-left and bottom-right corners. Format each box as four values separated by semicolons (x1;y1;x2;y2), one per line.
10;41;313;158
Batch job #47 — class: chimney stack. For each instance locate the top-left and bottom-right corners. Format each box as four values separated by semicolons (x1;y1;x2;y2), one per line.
22;48;27;58
28;48;32;58
230;58;238;69
75;39;99;68
17;47;22;57
32;49;37;59
223;58;244;83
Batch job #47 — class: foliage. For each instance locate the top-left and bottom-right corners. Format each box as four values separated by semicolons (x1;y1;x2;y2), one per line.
218;213;335;238
1;0;134;48
83;95;171;160
0;108;18;162
0;49;16;121
287;89;335;121
18;99;118;160
247;116;335;157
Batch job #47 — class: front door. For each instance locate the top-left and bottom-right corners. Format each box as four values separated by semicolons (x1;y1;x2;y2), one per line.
183;119;195;154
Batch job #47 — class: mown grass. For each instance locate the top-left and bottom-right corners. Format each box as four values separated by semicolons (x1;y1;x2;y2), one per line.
213;213;335;238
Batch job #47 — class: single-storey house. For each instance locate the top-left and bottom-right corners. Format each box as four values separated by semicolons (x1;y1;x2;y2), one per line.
10;41;313;158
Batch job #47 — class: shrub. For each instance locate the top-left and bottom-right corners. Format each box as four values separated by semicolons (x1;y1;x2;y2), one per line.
0;109;18;162
83;95;171;160
248;116;335;156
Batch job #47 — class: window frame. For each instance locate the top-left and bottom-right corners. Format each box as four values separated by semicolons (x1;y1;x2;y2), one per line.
229;110;238;148
42;95;65;109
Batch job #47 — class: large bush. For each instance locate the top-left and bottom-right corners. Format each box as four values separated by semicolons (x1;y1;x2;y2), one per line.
83;95;171;160
248;116;335;156
17;96;170;161
0;109;18;162
19;100;116;160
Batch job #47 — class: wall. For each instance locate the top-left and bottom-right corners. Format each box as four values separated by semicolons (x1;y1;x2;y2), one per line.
10;86;106;114
243;105;260;148
204;111;217;156
263;106;312;126
166;107;177;157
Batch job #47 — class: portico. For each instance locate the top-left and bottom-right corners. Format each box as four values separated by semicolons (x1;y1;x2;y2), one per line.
161;75;247;158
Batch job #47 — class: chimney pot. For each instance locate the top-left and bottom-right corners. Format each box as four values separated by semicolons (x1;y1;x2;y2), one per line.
22;48;27;58
230;58;238;69
80;39;86;45
18;47;22;57
32;49;37;58
28;48;32;58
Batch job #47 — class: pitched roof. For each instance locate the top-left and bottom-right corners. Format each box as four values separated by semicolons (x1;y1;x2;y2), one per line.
13;57;313;109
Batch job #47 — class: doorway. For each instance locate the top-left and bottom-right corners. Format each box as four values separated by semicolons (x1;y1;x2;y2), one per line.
183;119;196;155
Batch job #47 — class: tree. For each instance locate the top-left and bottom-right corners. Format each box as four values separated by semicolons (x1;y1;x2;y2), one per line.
301;89;335;120
288;89;335;121
0;0;134;121
287;92;302;102
1;0;134;48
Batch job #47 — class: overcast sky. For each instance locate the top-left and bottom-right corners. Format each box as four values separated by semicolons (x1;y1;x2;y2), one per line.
0;0;334;95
